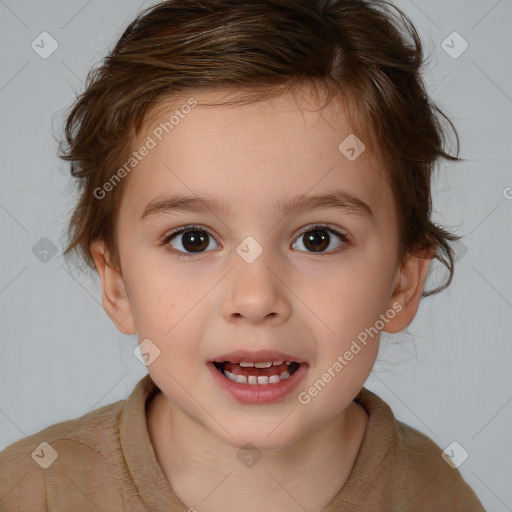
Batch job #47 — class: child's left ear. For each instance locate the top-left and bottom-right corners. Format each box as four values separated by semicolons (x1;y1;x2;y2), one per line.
383;247;434;333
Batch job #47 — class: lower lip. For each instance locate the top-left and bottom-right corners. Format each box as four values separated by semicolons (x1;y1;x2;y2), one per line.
207;362;308;404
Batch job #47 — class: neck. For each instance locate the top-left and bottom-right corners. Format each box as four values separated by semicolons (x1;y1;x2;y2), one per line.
147;393;368;512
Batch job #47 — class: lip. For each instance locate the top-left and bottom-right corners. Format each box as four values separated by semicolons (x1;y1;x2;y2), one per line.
210;349;306;364
207;359;308;404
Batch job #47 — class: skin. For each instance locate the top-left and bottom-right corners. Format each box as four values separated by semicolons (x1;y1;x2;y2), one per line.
91;87;432;512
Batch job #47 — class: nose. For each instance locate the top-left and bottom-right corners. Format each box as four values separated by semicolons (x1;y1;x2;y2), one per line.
220;251;292;325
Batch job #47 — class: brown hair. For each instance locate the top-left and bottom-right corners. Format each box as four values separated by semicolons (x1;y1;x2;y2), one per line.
59;0;462;297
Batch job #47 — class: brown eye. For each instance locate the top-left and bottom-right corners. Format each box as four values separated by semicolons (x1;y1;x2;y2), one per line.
292;225;347;254
177;230;210;252
164;226;220;256
302;229;330;252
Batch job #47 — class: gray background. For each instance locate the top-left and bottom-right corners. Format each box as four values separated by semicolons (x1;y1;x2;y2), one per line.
0;0;511;510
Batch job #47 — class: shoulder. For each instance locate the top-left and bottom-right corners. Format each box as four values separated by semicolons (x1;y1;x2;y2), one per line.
0;398;125;510
395;419;484;508
356;387;486;511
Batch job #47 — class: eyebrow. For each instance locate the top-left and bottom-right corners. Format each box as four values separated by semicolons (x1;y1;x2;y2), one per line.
140;189;373;221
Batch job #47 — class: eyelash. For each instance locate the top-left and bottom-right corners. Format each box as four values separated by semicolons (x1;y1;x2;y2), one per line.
161;223;350;260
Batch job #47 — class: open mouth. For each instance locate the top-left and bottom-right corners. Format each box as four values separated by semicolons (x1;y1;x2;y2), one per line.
213;360;301;385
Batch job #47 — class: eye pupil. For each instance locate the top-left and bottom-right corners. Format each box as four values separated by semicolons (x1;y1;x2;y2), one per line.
304;229;329;252
183;230;209;252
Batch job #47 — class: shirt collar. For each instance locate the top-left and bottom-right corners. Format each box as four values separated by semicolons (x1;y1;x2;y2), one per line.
120;373;395;511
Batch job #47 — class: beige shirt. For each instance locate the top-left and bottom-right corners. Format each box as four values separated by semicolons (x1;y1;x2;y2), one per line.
0;373;485;511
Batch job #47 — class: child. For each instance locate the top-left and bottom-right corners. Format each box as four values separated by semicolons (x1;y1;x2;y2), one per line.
0;0;486;510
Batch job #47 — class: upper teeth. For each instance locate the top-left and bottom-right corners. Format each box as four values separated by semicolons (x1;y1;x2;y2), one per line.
238;360;287;367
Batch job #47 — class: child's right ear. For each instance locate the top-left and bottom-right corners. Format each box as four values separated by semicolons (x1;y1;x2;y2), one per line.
90;240;136;335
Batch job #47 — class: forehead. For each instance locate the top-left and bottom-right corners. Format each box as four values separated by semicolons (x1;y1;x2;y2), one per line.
120;89;392;224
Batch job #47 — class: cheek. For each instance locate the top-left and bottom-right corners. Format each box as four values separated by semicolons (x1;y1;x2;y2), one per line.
296;344;377;427
303;256;393;331
345;235;398;305
122;257;179;336
124;263;212;361
303;251;395;369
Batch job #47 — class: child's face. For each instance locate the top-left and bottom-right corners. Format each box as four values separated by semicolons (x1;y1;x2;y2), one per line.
96;88;421;450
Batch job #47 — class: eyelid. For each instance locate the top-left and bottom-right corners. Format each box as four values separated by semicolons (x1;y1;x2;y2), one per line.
163;224;220;243
296;222;345;236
